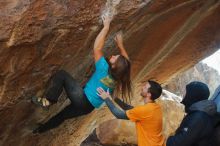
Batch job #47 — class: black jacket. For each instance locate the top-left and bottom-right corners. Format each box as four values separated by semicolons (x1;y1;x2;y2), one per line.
167;100;217;146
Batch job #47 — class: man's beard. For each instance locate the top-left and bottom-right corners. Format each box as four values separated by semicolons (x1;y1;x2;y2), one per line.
140;92;144;97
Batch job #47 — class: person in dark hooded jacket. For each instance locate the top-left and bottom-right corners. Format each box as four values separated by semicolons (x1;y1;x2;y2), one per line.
167;81;217;146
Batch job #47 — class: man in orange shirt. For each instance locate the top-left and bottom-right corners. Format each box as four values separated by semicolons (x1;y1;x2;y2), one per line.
97;80;165;146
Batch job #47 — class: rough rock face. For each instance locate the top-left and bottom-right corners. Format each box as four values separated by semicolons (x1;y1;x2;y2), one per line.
164;62;220;96
81;122;137;146
96;119;137;145
0;0;220;146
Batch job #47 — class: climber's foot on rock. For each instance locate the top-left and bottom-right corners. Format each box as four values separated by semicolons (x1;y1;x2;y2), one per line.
31;96;51;110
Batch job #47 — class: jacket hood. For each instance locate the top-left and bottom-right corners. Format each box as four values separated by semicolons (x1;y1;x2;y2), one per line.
189;100;217;116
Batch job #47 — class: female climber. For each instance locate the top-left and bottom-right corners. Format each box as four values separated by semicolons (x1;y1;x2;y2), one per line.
32;14;132;133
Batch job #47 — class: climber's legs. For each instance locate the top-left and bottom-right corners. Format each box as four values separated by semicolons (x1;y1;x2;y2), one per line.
32;70;86;107
44;70;85;105
32;70;95;133
33;93;94;133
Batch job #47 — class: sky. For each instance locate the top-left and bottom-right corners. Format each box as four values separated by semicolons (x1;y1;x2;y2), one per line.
202;49;220;74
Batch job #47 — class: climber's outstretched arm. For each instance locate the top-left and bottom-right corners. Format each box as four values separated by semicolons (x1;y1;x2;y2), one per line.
93;15;111;62
114;32;129;60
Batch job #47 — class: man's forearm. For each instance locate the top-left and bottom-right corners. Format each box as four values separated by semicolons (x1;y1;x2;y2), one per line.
105;98;129;120
114;97;133;110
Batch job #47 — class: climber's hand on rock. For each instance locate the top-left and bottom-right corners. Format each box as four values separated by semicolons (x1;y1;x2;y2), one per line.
97;87;111;100
114;31;123;44
102;14;112;28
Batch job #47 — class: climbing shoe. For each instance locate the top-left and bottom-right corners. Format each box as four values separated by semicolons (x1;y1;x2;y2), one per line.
31;96;50;110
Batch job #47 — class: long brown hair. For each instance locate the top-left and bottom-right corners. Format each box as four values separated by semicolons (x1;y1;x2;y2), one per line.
108;55;132;103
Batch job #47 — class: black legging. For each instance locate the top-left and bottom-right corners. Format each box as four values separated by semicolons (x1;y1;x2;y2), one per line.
35;70;94;133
